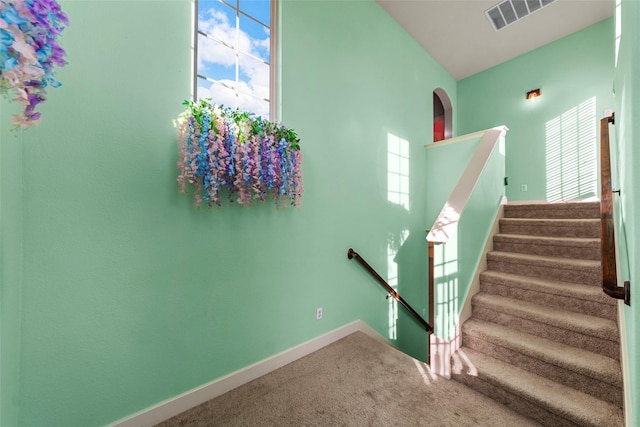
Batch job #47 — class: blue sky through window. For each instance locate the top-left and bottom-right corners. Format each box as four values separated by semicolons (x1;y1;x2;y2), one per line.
239;0;270;26
197;0;271;118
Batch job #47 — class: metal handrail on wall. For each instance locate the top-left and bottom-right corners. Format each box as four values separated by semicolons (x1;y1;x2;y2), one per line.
347;248;433;333
599;113;631;305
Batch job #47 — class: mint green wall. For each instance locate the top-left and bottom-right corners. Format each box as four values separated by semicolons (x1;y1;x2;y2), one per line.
425;137;481;223
4;3;196;425
614;1;639;424
0;0;456;425
458;19;614;202
280;0;457;363
1;100;23;427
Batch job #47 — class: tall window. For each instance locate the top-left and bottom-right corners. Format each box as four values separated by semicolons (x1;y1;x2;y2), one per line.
196;0;274;120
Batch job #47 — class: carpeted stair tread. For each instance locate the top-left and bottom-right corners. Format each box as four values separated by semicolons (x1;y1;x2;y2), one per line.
487;251;601;269
472;293;618;342
462;318;622;387
493;234;599;260
479;270;617;320
454;200;623;424
480;270;610;302
486;251;601;286
452;347;624;427
494;234;599;247
503;202;600;219
499;218;600;238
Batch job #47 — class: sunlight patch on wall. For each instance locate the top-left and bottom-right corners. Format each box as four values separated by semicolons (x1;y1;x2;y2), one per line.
386;133;410;339
433;227;459;338
387;133;410;210
545;97;597;201
427;202;460;243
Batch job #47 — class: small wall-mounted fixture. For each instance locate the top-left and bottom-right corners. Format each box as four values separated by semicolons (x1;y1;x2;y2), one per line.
526;88;541;100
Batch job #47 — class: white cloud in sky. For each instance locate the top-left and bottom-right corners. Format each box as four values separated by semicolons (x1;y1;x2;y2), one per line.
198;81;269;119
198;7;270;117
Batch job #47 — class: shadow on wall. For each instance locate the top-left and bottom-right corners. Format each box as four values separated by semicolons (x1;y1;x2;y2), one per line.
393;231;430;362
432;225;460;340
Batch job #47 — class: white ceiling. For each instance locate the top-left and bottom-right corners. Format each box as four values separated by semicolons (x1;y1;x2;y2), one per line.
377;0;613;80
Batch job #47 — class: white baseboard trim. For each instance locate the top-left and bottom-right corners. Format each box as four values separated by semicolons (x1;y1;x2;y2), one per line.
110;320;379;427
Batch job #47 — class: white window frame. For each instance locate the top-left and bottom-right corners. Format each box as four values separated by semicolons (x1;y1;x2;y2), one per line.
193;0;277;121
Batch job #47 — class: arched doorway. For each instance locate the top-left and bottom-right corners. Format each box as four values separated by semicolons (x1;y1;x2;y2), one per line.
433;88;452;142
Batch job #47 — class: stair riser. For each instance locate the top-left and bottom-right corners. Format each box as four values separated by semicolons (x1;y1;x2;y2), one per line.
493;240;599;261
499;221;599;238
503;204;600;220
462;334;623;407
451;368;580;427
479;280;617;321
471;306;620;360
487;258;601;286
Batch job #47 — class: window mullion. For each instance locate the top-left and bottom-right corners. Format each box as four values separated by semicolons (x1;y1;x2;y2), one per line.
235;7;240;109
270;0;277;121
198;30;267;66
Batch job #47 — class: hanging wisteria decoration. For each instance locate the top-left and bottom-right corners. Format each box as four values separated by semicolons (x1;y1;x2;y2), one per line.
0;0;68;129
177;100;303;208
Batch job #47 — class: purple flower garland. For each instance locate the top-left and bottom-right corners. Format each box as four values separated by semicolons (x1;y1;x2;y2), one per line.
0;0;68;129
177;100;303;208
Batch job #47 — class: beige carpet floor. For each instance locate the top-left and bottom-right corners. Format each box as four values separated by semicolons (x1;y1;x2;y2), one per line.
157;332;542;426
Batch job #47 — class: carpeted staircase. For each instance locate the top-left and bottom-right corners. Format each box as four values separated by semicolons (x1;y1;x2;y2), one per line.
451;201;625;427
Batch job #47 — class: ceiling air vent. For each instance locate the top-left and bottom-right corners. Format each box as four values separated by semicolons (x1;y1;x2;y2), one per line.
486;0;556;31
